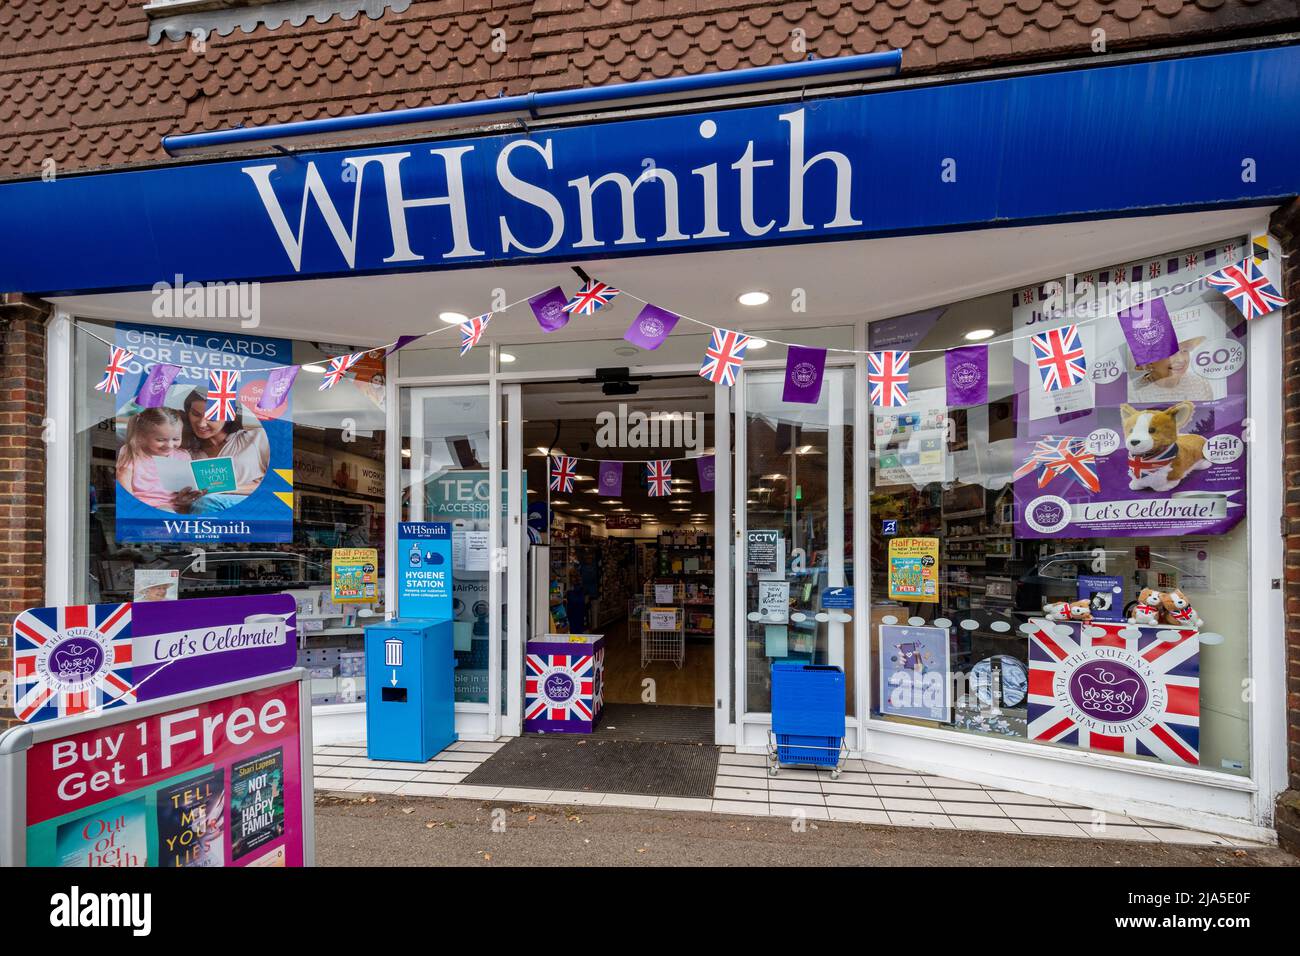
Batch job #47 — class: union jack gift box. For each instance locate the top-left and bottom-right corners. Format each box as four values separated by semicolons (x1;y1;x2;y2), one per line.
524;634;606;734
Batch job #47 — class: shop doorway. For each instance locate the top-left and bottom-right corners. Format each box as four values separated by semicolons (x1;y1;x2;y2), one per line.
521;374;718;744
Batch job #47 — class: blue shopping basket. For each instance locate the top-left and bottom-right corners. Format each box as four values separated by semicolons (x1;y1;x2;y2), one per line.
768;662;847;776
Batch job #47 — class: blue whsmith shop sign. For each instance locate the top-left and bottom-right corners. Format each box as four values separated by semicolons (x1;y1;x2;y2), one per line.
1;45;1299;296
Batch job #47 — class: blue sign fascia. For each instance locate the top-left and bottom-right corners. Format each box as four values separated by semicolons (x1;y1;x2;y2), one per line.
2;45;1298;295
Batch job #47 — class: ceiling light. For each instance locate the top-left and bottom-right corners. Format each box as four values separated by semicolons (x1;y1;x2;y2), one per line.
551;500;568;505
401;448;412;458
439;312;469;324
747;338;768;350
602;499;620;504
301;363;327;374
737;291;769;306
499;352;517;363
964;328;995;341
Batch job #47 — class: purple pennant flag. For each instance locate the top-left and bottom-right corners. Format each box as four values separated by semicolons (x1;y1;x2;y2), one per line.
530;286;570;333
258;364;299;411
624;303;681;351
696;454;716;493
782;345;827;404
944;344;989;407
1116;296;1179;366
598;460;623;497
385;334;423;355
135;363;181;408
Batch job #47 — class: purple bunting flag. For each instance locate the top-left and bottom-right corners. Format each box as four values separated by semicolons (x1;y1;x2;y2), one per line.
696;454;716;493
1116;297;1178;366
782;345;827;404
944;344;989;407
598;460;623;497
135;363;181;408
530;286;570;333
258;364;299;411
623;304;681;351
385;334;423;355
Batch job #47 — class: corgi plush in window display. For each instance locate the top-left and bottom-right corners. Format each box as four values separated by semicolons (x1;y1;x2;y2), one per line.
1158;587;1204;630
1120;401;1212;493
1128;587;1164;625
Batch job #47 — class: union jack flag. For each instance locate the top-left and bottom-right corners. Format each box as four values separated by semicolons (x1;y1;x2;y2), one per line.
1014;436;1098;492
94;347;135;395
204;369;241;422
524;652;596;725
13;602;136;724
549;455;578;493
1205;258;1288;321
562;280;621;316
459;312;492;356
1030;324;1088;392
645;459;672;497
699;328;750;386
867;350;910;407
1128;441;1178;480
1028;620;1199;767
1040;438;1100;493
318;352;361;390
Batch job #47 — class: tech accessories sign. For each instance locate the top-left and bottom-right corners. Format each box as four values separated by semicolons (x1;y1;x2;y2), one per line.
3;47;1299;294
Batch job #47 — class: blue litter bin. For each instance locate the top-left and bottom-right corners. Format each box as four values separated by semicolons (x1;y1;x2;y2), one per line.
364;619;458;762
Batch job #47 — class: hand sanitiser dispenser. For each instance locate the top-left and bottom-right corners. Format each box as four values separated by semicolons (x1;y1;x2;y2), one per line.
364;618;457;762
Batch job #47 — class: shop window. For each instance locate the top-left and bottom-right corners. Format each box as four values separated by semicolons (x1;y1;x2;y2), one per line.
72;319;387;709
868;238;1252;776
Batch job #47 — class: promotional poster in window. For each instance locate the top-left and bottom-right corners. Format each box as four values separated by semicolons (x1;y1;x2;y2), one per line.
1012;241;1250;539
110;323;294;543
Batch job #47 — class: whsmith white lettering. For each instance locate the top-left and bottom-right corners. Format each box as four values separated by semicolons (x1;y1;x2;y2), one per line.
242;109;858;271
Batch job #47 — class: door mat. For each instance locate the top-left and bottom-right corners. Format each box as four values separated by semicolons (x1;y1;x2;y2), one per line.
461;736;719;799
590;704;714;744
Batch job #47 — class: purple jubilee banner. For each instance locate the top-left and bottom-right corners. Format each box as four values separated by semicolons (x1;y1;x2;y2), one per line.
11;594;298;724
1013;318;1247;539
598;460;623;497
530;286;570;333
782;345;827;404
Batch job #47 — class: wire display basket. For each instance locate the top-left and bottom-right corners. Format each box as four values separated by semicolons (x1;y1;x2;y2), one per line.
640;605;685;668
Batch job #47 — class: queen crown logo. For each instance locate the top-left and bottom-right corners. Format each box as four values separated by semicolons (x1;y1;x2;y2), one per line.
640;317;665;338
1076;668;1140;715
952;362;982;388
54;642;98;682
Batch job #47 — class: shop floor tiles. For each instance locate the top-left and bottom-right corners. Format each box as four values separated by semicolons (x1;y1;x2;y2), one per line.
584;703;714;744
458;736;719;798
313;741;1258;847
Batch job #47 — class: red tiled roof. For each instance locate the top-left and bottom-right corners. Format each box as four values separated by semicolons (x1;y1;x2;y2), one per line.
0;0;1296;177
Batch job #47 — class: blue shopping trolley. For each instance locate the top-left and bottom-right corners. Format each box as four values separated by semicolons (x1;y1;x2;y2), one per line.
767;662;848;778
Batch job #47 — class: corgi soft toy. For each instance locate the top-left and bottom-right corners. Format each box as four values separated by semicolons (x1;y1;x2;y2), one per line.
1042;600;1071;622
1121;401;1211;492
1159;588;1203;630
1129;587;1163;625
1066;599;1093;623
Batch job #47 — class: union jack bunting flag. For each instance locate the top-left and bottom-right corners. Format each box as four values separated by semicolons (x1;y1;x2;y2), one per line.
204;369;241;422
699;328;750;386
524;651;596;725
549;455;578;493
1028;620;1200;767
1030;324;1088;393
459;312;492;356
646;459;672;497
1205;258;1288;321
13;602;136;724
1040;438;1100;493
867;350;910;407
562;280;621;316
319;352;361;390
94;347;135;395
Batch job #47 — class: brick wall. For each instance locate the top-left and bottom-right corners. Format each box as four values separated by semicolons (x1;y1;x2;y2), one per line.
0;296;48;732
1274;199;1300;853
1;0;1298;178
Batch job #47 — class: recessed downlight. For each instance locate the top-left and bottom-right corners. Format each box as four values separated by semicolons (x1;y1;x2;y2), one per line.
747;338;768;350
737;291;770;306
964;328;995;341
301;363;327;374
439;311;469;325
499;352;516;363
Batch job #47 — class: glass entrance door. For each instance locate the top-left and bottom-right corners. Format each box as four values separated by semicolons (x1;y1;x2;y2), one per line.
733;366;856;745
397;384;521;739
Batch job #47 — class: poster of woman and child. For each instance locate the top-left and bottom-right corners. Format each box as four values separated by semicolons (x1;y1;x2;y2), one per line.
111;324;294;543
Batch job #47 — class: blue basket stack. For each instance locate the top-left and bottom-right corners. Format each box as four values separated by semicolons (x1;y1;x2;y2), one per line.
771;662;846;767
